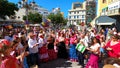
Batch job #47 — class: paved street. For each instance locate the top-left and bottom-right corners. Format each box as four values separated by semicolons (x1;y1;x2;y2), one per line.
31;59;82;68
30;58;104;68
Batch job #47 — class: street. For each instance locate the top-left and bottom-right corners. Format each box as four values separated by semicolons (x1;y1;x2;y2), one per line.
31;59;82;68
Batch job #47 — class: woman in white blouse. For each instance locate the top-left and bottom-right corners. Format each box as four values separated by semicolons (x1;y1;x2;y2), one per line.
85;37;100;68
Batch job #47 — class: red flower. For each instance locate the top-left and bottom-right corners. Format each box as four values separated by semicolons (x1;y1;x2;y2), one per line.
0;39;11;52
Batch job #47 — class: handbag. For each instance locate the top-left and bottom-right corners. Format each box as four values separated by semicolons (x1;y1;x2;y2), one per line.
76;43;86;53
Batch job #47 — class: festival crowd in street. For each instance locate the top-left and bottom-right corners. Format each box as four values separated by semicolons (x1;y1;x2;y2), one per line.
0;25;120;68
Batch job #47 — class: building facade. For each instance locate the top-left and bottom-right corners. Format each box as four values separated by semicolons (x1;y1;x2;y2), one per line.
108;0;120;16
34;5;49;16
98;0;120;16
68;2;86;25
15;3;49;22
98;0;108;16
97;0;120;31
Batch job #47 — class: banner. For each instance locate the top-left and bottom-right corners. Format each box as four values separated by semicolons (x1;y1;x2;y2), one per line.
76;43;86;53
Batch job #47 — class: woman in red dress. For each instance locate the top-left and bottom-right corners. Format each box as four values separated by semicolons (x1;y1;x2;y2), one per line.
105;34;120;58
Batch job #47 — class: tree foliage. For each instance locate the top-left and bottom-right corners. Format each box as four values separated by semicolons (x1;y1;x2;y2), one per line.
47;12;67;25
23;12;42;24
0;0;18;19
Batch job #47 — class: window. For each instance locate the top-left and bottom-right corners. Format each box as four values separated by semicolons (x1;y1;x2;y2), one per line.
69;16;71;19
39;12;41;14
82;15;84;18
77;16;79;18
74;16;76;18
69;12;71;14
103;0;106;3
35;8;38;11
74;12;76;14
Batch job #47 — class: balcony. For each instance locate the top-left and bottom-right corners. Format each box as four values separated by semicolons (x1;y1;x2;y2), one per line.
108;8;120;16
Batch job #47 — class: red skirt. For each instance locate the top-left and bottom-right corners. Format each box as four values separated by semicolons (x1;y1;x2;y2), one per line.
47;49;57;61
39;46;49;62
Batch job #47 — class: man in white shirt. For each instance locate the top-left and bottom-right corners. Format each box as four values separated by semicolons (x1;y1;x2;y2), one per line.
28;32;39;67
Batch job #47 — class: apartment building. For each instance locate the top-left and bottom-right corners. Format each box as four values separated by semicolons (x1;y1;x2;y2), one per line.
97;0;120;31
68;2;86;25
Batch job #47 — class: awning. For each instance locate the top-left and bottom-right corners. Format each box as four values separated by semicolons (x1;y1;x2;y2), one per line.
95;15;116;25
90;16;99;27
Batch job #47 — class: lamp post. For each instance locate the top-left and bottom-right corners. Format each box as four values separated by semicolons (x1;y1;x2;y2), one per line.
18;0;35;34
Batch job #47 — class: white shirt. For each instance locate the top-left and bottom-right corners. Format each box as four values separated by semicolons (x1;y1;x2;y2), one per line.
90;32;95;38
28;38;38;54
90;43;100;54
80;38;88;47
90;43;100;49
38;37;44;48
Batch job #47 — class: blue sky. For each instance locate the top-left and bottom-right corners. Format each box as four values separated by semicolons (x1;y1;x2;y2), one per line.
8;0;84;17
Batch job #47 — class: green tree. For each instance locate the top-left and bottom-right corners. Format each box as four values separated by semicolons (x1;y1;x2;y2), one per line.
0;0;18;19
23;12;42;24
47;12;66;25
47;13;56;24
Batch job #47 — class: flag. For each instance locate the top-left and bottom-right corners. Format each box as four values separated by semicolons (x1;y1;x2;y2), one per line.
41;18;51;27
76;43;86;53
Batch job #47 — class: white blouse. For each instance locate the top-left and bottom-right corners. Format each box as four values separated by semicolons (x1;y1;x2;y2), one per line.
90;43;100;54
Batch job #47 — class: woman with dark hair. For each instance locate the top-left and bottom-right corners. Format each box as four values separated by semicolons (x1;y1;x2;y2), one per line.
47;35;57;60
85;37;100;68
57;33;68;59
105;34;120;58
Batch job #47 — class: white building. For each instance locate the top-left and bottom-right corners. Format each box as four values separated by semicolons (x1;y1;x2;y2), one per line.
108;0;120;16
34;5;49;16
68;2;86;25
15;4;49;22
15;8;26;22
52;7;60;14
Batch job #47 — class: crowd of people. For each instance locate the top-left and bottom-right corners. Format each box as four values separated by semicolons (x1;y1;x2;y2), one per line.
0;25;120;68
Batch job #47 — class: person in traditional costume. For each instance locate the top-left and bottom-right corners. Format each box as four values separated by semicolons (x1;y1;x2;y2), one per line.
69;33;78;62
38;33;49;62
57;33;68;59
86;37;100;68
47;35;57;60
0;39;22;68
105;34;120;58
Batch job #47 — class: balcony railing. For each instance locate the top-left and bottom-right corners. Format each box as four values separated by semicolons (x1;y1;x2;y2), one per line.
101;8;120;16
